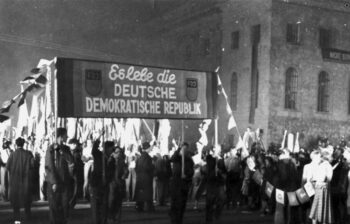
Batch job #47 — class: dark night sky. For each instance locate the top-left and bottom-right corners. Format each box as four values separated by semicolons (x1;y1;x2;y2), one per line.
0;0;179;120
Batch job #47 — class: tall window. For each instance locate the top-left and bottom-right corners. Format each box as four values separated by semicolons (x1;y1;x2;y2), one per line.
231;31;239;50
230;72;238;111
201;38;210;56
319;28;331;48
286;23;300;44
317;71;330;112
285;67;298;110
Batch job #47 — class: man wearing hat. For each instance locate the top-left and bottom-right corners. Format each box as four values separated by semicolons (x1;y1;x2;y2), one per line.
331;145;349;224
169;143;194;224
68;138;84;207
135;142;155;212
6;137;34;221
45;128;75;224
204;145;227;223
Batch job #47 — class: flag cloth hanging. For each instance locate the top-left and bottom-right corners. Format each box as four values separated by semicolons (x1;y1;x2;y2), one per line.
275;189;285;205
287;133;294;152
281;130;287;149
228;114;237;130
28;89;43;135
21;73;47;87
287;191;299;206
17;90;27;108
17;85;29;138
158;119;171;156
265;181;274;198
304;181;315;197
0;114;9;123
36;97;46;141
295;187;310;204
0;100;15;114
294;132;300;153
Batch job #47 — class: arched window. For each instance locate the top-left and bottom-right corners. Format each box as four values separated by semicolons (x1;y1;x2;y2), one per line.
317;71;330;112
285;67;298;110
230;72;238;111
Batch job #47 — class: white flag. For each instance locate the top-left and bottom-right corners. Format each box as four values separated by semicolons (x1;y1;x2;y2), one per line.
236;136;249;159
293;132;300;153
228;115;237;130
287;133;294;152
281;130;287;149
304;181;315;197
276;189;285;205
16;85;29;138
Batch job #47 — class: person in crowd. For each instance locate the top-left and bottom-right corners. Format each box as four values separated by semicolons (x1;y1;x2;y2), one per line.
68;138;84;207
107;145;129;223
6;137;34;221
274;148;301;224
241;143;264;212
125;144;138;201
154;151;172;206
301;150;321;224
309;149;333;224
135;142;155;212
169;142;194;224
261;155;276;215
331;145;349;224
192;141;207;211
204;145;227;223
82;137;94;200
88;140;115;224
225;147;242;210
45;128;75;224
0;139;13;201
28;135;41;201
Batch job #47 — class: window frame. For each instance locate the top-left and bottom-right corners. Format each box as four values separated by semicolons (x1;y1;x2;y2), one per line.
317;71;330;112
286;23;301;45
284;67;298;110
230;72;238;111
319;28;331;49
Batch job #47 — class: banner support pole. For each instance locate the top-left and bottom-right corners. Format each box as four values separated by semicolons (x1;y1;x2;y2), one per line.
54;63;58;141
214;117;218;147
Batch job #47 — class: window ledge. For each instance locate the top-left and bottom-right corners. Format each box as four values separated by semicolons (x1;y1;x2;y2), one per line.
277;109;302;117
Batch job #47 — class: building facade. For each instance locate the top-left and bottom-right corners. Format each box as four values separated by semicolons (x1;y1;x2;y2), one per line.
150;0;350;148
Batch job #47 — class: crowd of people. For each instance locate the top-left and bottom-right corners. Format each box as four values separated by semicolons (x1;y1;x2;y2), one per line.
0;124;350;224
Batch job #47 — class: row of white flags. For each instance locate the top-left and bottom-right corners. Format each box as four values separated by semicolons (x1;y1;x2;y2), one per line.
281;130;301;153
15;59;55;140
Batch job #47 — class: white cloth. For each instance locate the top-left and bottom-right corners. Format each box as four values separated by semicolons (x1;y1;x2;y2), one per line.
312;161;333;182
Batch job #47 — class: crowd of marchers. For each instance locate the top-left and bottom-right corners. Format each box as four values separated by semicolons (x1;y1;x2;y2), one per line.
0;125;350;224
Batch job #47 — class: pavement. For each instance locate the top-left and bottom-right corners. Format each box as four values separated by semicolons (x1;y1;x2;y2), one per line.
0;200;274;224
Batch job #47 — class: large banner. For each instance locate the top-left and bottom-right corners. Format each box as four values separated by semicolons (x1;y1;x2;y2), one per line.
56;58;217;119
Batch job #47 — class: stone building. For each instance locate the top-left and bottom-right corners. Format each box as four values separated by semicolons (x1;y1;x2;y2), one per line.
150;0;350;148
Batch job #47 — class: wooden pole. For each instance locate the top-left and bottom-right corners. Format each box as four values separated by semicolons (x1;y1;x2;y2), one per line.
181;120;185;144
214;117;218;147
102;118;106;185
54;65;58;141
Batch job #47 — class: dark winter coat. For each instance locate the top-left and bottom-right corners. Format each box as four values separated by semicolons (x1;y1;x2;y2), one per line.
6;148;34;208
135;151;154;202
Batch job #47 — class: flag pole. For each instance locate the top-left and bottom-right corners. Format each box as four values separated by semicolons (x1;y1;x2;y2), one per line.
214;117;218;147
54;61;58;141
181;120;185;145
102;118;106;185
